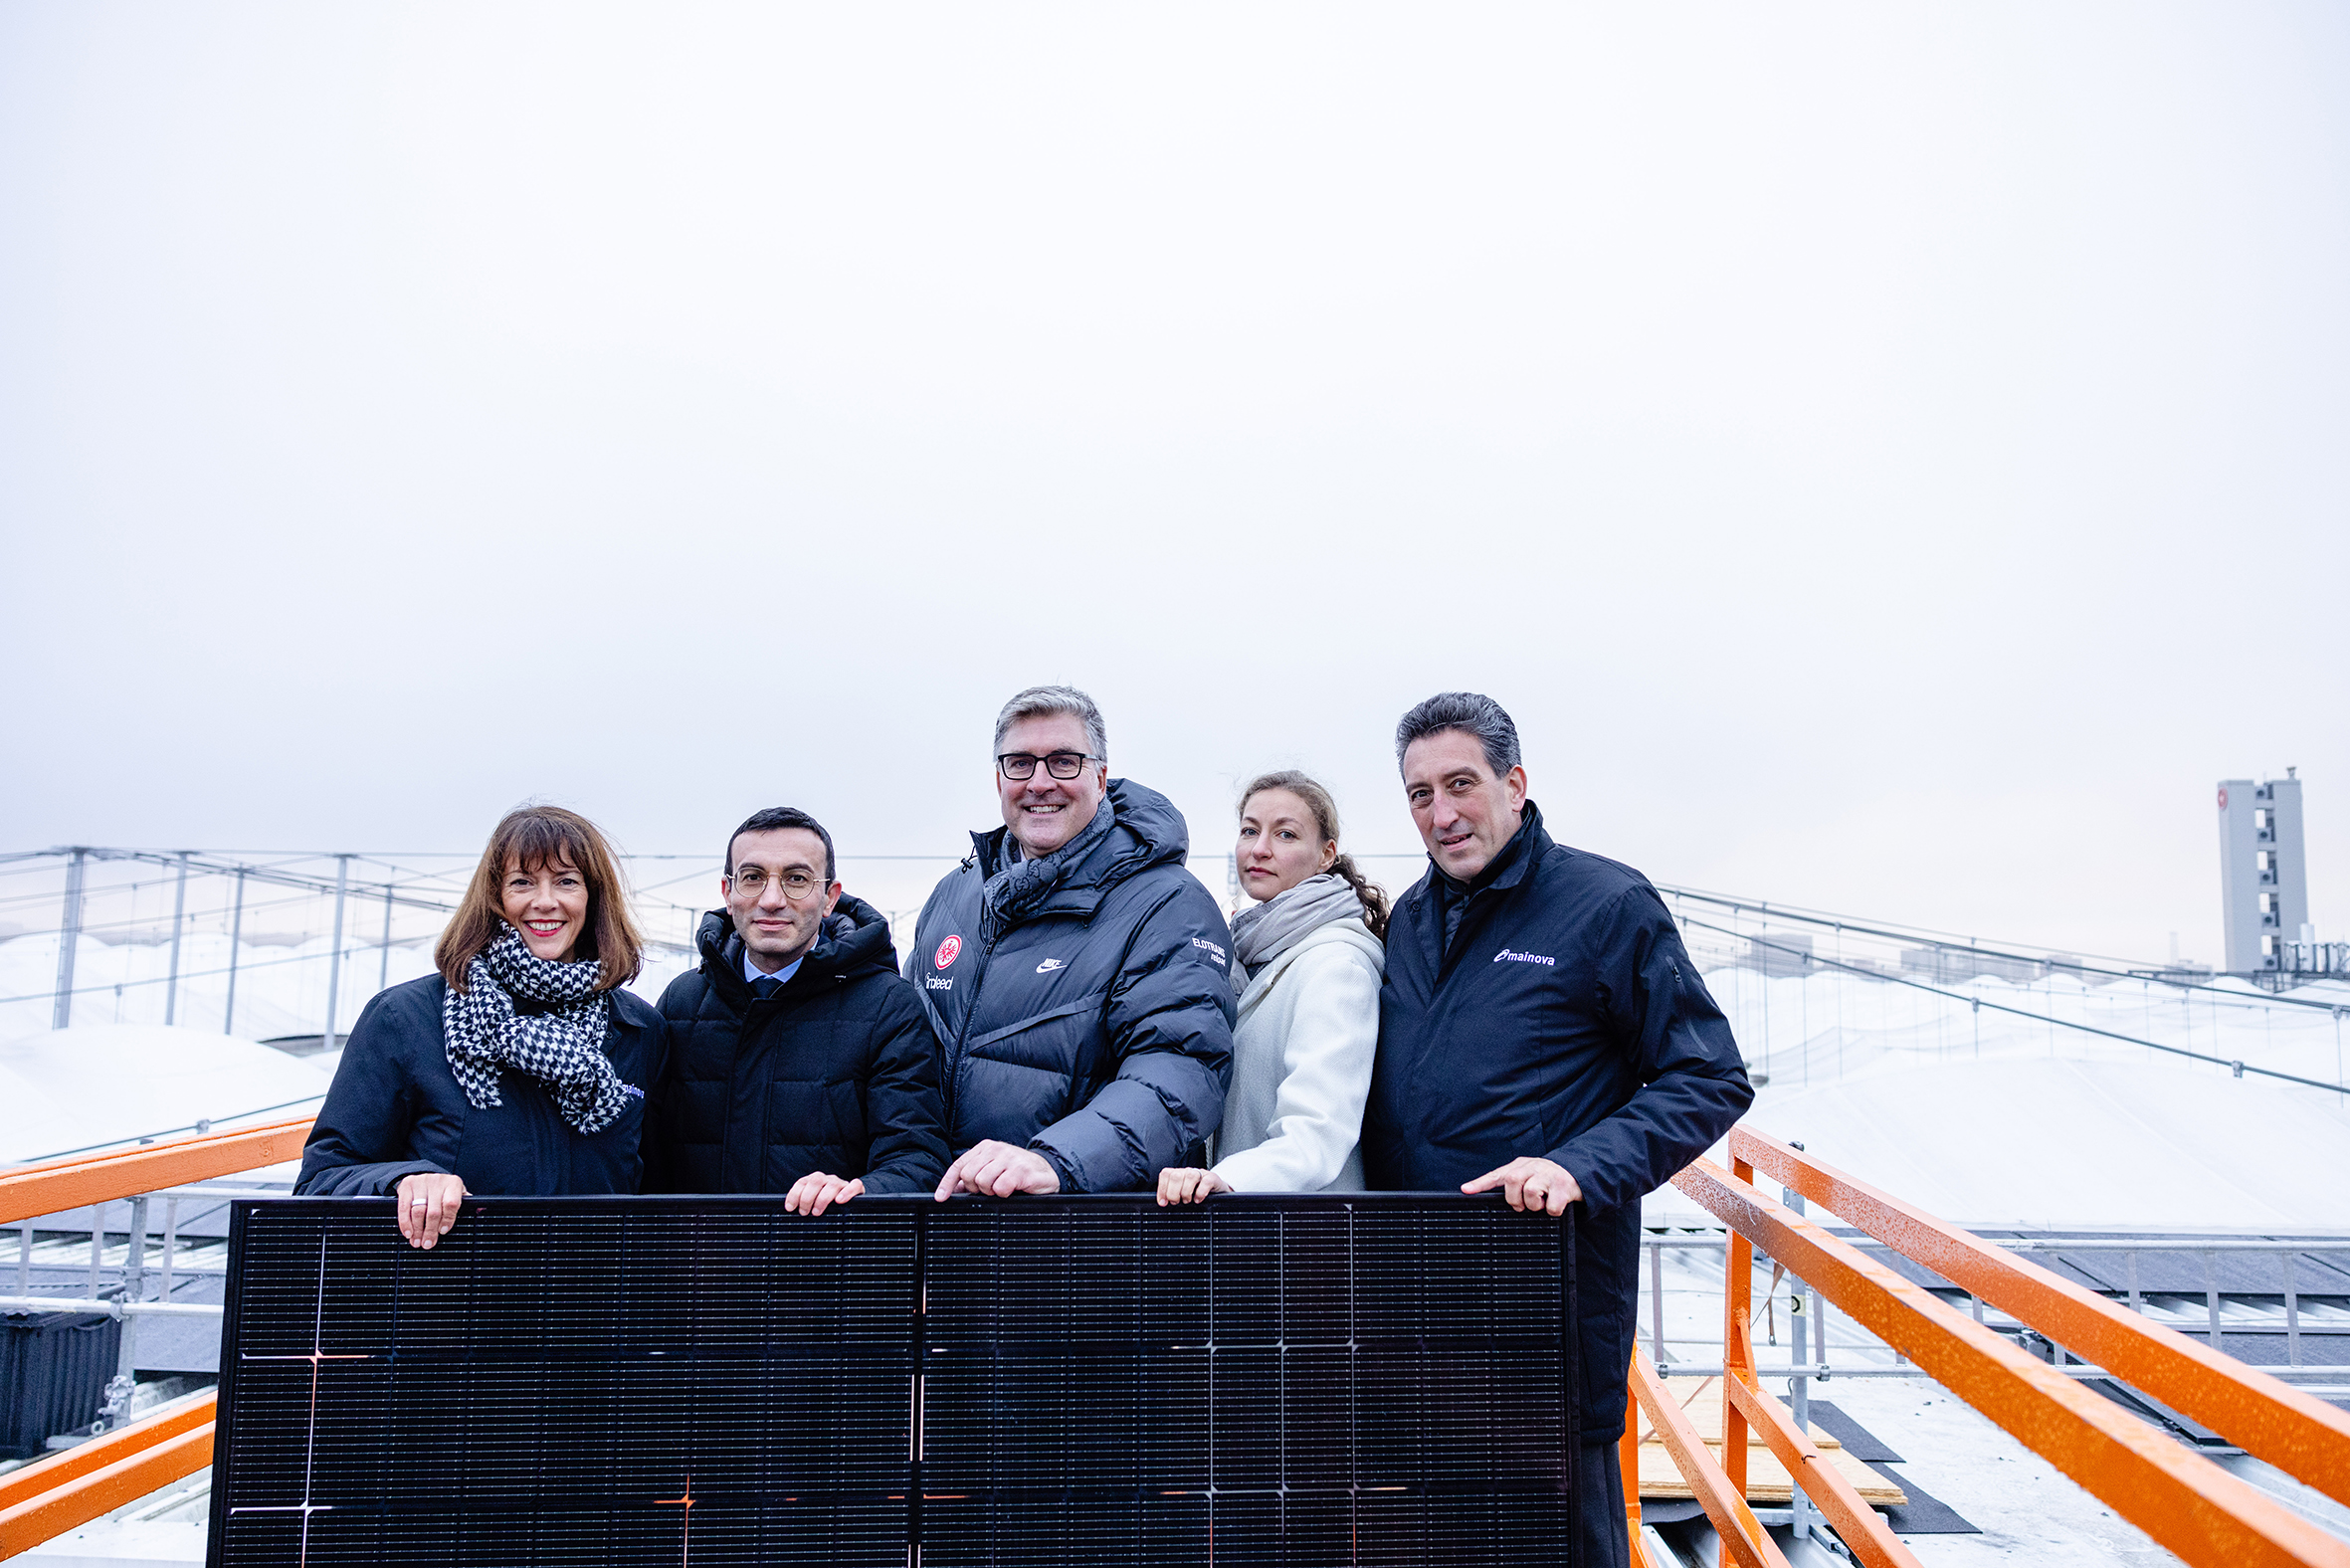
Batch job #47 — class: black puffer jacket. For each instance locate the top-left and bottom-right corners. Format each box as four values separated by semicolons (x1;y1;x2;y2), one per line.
644;894;948;1194
905;779;1235;1192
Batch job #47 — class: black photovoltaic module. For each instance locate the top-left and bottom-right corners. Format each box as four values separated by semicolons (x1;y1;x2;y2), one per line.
207;1195;1582;1567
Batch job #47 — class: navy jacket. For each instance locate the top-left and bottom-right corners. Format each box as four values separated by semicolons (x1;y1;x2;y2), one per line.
296;974;666;1198
644;895;948;1195
905;779;1235;1192
1364;801;1753;1438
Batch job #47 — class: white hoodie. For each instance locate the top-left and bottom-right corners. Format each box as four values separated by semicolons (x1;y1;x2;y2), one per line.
1210;915;1385;1192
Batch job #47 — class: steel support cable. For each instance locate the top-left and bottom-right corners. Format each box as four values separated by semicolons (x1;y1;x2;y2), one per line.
1662;884;2346;1015
1688;919;2348;1096
10;1095;328;1166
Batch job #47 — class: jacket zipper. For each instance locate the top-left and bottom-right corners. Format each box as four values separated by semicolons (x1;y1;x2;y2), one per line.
942;930;1001;1129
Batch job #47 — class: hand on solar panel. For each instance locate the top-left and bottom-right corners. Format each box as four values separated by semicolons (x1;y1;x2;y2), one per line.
1462;1156;1581;1216
1154;1166;1233;1205
395;1172;469;1248
933;1140;1062;1199
785;1172;866;1216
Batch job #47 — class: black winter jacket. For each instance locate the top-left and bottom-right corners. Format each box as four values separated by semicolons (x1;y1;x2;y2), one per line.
296;974;666;1198
644;895;948;1195
1363;802;1753;1438
906;779;1236;1192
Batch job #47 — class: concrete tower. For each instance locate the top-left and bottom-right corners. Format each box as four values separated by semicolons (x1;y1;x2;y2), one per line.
2217;773;2306;974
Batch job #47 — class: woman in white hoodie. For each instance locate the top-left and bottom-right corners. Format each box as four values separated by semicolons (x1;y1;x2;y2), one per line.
1157;770;1387;1201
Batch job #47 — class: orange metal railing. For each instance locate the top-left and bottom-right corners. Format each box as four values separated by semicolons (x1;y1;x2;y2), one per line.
1622;1127;2350;1568
0;1116;312;1227
1;1116;311;1555
11;1116;2350;1566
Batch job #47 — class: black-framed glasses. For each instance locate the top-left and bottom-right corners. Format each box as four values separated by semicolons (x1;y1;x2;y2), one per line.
997;750;1099;782
730;867;829;900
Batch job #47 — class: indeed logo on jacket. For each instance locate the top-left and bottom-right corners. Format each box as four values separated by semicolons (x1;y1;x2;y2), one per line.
1363;800;1753;1436
906;779;1236;1194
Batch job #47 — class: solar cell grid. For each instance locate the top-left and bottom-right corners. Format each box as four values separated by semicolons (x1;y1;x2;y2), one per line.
209;1196;1580;1567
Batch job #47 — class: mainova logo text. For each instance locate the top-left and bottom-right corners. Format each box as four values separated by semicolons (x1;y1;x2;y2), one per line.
1493;948;1556;967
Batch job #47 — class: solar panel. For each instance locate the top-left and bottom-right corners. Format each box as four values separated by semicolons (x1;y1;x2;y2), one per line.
208;1196;1582;1567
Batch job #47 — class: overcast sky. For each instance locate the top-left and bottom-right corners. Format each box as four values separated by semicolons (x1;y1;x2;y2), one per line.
3;3;2345;964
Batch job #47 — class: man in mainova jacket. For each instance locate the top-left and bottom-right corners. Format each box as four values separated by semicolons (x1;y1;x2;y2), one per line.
1363;691;1754;1568
911;685;1234;1197
644;806;948;1208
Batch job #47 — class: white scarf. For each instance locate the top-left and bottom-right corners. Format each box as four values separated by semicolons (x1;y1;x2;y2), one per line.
1229;872;1366;981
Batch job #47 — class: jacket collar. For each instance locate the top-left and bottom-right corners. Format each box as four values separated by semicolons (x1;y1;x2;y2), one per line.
694;896;894;1010
1416;799;1551;909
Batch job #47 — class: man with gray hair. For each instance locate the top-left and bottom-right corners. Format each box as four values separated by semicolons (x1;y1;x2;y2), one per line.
1364;690;1753;1565
910;684;1235;1197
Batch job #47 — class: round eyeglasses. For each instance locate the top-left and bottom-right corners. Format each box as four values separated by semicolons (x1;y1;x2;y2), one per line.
730;867;828;900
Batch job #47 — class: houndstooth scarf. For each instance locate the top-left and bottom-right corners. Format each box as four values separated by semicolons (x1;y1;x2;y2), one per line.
442;924;627;1134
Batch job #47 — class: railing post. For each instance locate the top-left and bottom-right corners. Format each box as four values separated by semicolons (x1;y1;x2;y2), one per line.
1650;1239;1667;1364
156;1198;180;1304
85;1200;105;1299
52;848;88;1029
223;868;248;1036
1621;1374;1644;1564
2283;1253;2301;1369
162;853;190;1026
321;854;351;1051
378;881;395;992
1784;1182;1819;1546
115;1196;148;1382
1724;1153;1754;1510
2204;1249;2224;1349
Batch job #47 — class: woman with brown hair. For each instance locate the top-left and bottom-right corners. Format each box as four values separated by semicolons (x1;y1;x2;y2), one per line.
296;806;666;1248
1157;770;1387;1202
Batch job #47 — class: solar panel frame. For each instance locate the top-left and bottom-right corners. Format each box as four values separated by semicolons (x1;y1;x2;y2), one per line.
207;1194;1582;1568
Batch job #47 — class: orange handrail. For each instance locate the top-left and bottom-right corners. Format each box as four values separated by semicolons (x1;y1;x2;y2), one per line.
1629;1345;1789;1568
0;1395;217;1556
0;1116;313;1225
1719;1369;1922;1568
1670;1154;2350;1568
1730;1125;2350;1510
0;1392;216;1513
1;1123;304;1557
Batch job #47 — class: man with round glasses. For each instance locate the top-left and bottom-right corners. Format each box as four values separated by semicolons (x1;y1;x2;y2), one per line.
912;685;1235;1197
644;806;948;1207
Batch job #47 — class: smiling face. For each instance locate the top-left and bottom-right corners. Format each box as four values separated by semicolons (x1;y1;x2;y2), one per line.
1402;728;1528;882
724;827;842;974
500;856;591;961
996;711;1107;859
1236;787;1336;903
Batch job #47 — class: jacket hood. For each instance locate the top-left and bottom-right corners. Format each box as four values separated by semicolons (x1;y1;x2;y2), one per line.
969;777;1191;893
694;892;898;1008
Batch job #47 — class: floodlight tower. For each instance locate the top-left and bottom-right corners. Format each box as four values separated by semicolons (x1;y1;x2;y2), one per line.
2216;771;2306;974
